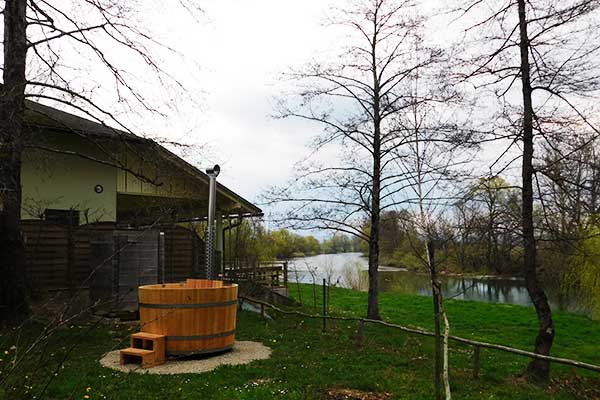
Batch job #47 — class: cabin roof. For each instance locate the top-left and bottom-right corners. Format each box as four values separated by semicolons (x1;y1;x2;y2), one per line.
23;100;262;217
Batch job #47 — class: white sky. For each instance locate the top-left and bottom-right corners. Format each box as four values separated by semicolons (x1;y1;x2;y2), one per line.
11;0;525;224
2;0;595;240
135;0;344;207
131;0;482;211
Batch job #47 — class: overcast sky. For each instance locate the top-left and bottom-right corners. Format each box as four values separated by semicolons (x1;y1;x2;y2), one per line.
17;0;518;227
134;0;346;210
129;0;475;213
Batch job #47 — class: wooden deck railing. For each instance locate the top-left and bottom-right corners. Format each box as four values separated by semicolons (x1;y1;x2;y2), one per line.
223;260;288;288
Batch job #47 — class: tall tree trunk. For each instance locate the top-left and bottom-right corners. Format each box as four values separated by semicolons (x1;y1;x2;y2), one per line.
428;241;442;400
517;0;555;382
367;115;382;320
367;14;381;321
0;0;29;322
441;301;451;400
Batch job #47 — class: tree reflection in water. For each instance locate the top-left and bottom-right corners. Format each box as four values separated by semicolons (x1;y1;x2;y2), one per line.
289;252;590;317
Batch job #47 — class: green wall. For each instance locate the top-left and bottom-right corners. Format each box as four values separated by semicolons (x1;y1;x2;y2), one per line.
21;135;117;223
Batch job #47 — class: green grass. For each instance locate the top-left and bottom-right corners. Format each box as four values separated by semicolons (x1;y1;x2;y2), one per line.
1;285;599;399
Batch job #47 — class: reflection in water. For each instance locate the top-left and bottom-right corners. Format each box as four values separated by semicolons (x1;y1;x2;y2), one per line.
289;252;590;317
380;272;532;305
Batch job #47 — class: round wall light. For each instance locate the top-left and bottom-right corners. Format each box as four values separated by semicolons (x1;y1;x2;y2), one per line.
94;184;104;194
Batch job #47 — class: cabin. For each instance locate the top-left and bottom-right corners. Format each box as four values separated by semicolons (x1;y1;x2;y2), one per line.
18;100;280;308
21;101;261;225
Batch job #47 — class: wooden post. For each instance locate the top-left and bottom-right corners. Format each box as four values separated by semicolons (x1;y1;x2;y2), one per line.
170;224;175;282
473;345;481;379
283;261;288;289
322;278;327;333
66;222;75;296
327;278;331;314
112;234;121;308
260;303;265;319
355;319;365;346
312;279;317;311
191;228;198;278
158;232;165;283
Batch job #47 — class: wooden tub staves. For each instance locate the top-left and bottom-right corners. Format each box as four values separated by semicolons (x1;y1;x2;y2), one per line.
138;279;238;356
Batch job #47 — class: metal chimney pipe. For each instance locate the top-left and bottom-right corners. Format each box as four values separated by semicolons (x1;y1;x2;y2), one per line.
205;164;220;280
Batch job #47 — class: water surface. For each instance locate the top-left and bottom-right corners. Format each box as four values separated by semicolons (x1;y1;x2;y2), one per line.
288;252;589;316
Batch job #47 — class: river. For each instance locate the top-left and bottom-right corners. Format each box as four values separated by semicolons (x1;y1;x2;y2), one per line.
288;252;589;316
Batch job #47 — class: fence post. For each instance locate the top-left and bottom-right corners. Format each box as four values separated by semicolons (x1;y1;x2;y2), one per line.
473;345;481;379
112;234;121;308
327;278;331;314
355;319;365;346
158;232;165;283
260;303;265;319
66;223;75;296
283;261;288;289
322;278;327;333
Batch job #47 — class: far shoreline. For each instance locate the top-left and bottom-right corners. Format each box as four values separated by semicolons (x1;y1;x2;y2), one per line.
291;252;524;281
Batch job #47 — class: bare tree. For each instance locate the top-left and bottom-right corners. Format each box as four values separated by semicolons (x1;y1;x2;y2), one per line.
455;0;600;381
394;83;471;400
537;131;600;307
268;0;457;319
0;0;200;321
1;0;29;320
409;138;454;400
462;177;521;274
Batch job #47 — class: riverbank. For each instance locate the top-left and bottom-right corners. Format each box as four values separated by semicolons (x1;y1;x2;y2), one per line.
293;252;526;279
2;285;599;399
290;252;591;316
290;284;600;366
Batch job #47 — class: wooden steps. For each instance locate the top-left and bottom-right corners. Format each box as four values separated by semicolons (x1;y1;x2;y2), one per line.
119;348;159;368
119;332;165;368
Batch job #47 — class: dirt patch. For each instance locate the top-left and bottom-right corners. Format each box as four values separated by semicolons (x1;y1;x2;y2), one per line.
99;341;271;375
505;373;600;400
325;388;392;400
548;375;600;399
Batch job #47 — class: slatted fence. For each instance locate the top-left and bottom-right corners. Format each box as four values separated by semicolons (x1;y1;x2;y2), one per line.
22;220;115;291
163;225;205;282
22;221;205;294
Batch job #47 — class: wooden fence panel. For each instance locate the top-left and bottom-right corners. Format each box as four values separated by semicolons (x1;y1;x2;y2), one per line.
22;220;115;291
23;221;69;290
163;225;205;282
22;221;204;293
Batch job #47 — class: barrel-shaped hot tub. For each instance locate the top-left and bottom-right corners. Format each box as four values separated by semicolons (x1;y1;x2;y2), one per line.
138;279;238;356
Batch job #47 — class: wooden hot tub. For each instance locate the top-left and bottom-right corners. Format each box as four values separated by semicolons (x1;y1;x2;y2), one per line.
138;279;238;356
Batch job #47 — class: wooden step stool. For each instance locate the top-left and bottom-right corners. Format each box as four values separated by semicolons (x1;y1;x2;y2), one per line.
119;332;165;368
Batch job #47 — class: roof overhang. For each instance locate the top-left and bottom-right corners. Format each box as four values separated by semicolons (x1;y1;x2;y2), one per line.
23;100;263;218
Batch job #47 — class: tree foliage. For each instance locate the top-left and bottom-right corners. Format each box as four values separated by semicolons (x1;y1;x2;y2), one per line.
222;219;357;264
569;226;600;318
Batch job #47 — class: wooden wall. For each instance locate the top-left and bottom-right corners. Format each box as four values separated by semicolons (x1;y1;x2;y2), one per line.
22;221;205;294
163;225;205;282
116;146;205;199
89;229;163;311
22;221;115;291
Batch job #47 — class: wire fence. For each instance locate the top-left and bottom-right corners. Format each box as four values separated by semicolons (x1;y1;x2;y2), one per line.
3;273;599;399
239;293;600;375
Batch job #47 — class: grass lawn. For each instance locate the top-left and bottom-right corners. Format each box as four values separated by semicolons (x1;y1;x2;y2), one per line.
1;284;599;399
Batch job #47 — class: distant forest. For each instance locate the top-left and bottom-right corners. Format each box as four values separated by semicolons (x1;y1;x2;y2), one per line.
222;221;361;262
228;171;600;319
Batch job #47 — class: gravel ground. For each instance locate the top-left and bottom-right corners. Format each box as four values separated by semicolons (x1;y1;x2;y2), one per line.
99;341;272;375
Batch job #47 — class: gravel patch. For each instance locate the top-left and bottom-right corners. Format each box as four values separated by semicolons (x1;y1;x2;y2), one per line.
99;341;271;375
